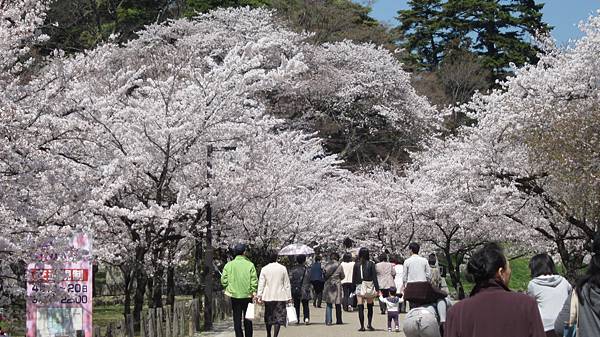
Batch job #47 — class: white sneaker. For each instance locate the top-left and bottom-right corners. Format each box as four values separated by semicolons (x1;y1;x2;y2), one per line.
304;318;310;325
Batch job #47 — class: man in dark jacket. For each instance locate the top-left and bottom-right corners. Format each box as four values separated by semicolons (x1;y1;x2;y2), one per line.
309;255;325;307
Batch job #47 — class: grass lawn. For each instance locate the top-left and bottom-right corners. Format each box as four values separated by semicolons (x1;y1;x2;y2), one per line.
445;256;533;297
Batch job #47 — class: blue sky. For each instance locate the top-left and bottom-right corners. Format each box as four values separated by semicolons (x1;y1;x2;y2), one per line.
362;0;600;44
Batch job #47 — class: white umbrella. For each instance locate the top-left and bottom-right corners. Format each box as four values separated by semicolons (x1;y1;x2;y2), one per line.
278;243;315;256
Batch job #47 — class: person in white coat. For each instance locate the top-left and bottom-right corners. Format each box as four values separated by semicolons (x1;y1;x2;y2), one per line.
340;253;355;311
392;256;406;312
257;251;292;337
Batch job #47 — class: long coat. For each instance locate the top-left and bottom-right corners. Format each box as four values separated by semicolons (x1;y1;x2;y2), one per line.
375;261;396;290
323;261;345;304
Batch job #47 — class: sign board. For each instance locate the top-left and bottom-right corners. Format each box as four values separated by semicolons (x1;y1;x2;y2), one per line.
27;233;93;337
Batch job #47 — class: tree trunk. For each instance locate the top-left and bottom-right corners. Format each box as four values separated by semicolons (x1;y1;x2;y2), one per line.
133;270;147;331
146;277;154;308
152;266;164;308
166;265;175;306
203;202;214;331
120;264;133;317
555;238;585;283
443;250;465;299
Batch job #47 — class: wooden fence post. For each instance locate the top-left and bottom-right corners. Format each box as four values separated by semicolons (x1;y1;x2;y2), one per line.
193;298;200;332
141;311;147;337
126;314;135;337
172;303;179;337
165;305;172;337
157;307;164;337
148;309;155;337
188;301;194;336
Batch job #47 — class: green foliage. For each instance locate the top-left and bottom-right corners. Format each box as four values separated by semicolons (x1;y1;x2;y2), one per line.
397;0;445;71
41;0;392;55
271;0;395;47
40;0;271;54
396;0;551;82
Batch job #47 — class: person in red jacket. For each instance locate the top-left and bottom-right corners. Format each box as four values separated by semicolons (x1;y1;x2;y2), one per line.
445;243;546;337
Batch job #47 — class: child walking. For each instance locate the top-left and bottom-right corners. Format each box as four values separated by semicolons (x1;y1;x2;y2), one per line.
379;287;403;332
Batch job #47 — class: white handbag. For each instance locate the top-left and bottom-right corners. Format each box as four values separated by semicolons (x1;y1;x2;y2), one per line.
286;304;298;324
245;302;263;321
245;302;256;320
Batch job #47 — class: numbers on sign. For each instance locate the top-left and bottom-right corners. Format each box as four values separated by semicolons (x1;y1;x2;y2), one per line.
59;295;88;304
67;284;84;293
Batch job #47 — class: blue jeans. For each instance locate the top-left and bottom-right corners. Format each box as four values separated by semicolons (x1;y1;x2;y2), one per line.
325;303;342;325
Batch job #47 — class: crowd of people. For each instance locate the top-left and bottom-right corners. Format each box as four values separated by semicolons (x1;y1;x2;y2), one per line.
220;235;600;337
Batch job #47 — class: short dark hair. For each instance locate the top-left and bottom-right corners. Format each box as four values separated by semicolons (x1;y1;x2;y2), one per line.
428;253;437;267
409;242;420;254
379;253;388;262
233;243;247;256
358;247;370;261
529;253;557;278
296;254;307;265
343;253;352;263
266;250;279;264
467;243;507;285
389;287;397;296
330;252;340;261
315;255;322;262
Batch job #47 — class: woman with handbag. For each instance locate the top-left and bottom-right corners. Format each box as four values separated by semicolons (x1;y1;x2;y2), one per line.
554;233;600;337
352;247;380;331
257;251;292;337
323;252;345;325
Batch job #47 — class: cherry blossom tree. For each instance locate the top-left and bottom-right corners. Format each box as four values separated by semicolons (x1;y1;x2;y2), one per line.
264;40;439;167
1;5;442;318
0;0;86;307
405;134;539;297
411;12;600;282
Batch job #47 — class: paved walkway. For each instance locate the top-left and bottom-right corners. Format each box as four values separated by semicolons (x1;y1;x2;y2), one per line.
201;305;407;337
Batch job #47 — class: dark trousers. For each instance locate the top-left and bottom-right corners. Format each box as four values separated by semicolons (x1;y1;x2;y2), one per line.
379;289;390;313
342;283;354;310
545;331;558;337
231;298;253;337
292;296;310;322
311;281;324;307
387;311;399;329
325;303;343;324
